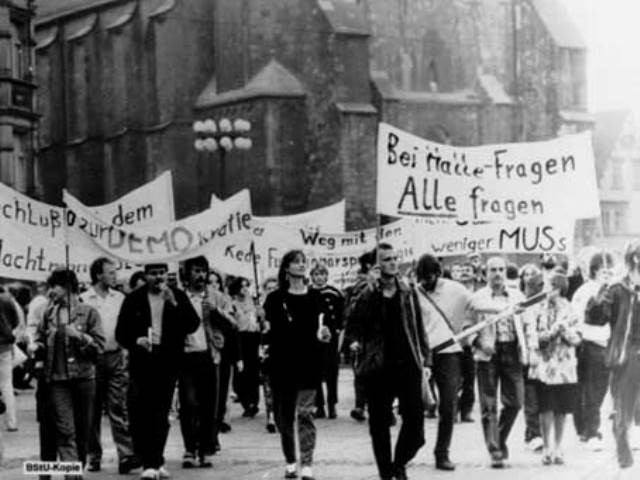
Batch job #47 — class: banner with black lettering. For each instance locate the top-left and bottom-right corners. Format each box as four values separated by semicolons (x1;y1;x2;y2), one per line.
377;123;600;223
0;172;175;282
63;189;253;265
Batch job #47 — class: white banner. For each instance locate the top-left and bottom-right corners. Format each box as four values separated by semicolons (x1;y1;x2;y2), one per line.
63;189;253;265
411;219;574;257
0;173;175;282
211;195;345;232
377;123;600;223
253;219;416;289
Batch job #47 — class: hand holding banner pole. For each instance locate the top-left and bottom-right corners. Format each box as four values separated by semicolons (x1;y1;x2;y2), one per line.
432;289;551;354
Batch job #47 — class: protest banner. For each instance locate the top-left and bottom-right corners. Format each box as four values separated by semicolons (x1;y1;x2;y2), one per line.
211;195;346;232
377;123;600;224
410;218;575;257
253;219;416;288
63;189;253;265
0;172;175;282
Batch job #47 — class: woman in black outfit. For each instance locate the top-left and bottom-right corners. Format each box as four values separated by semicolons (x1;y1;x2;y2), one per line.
264;251;331;480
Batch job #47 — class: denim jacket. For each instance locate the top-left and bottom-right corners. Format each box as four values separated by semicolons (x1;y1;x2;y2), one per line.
35;302;105;382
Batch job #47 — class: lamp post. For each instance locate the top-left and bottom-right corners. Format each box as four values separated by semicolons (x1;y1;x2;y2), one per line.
193;117;252;198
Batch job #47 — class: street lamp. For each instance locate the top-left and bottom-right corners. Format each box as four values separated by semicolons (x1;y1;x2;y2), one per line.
193;117;253;197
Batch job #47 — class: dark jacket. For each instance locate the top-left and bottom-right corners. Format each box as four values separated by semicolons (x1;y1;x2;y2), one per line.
586;276;639;367
0;297;19;350
264;288;326;389
35;302;105;382
115;286;200;370
311;284;344;334
345;277;431;377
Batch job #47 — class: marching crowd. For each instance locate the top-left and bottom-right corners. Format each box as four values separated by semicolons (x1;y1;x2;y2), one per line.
0;241;639;480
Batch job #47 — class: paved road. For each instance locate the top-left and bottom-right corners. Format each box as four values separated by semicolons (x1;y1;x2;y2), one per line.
2;367;640;479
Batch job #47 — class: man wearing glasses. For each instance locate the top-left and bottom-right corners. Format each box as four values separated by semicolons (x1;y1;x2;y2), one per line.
468;256;526;468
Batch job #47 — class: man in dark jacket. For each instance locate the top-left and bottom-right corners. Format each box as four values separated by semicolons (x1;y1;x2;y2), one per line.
346;243;431;480
115;262;200;480
586;240;640;469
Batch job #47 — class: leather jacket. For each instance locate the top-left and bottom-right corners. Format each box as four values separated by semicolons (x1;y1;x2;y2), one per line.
345;277;431;377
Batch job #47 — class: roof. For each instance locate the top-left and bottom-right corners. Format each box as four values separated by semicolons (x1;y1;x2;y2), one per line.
592;110;632;162
316;0;370;36
195;59;306;109
530;0;586;49
36;0;119;21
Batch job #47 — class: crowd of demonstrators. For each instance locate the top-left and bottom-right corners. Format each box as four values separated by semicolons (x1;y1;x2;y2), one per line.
6;240;640;479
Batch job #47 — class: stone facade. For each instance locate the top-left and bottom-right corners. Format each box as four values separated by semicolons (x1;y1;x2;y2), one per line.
34;0;591;235
0;0;37;194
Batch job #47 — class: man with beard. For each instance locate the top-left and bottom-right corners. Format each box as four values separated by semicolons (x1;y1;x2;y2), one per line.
116;263;199;480
178;256;228;469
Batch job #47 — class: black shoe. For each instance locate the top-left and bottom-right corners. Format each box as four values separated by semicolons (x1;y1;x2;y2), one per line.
435;458;455;471
219;421;231;433
460;414;474;423
393;465;408;480
199;454;214;468
266;422;277;433
350;408;366;422
328;406;337;419
284;469;298;479
118;457;141;474
87;461;101;472
491;458;505;469
314;407;326;419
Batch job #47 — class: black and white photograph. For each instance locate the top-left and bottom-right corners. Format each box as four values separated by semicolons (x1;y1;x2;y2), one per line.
1;0;640;479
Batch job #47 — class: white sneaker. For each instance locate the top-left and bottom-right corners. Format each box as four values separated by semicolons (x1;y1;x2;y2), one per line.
526;436;544;452
157;466;170;479
300;465;314;479
140;469;159;480
586;436;604;451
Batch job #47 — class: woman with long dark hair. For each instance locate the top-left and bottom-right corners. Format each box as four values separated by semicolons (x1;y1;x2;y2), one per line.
264;250;331;480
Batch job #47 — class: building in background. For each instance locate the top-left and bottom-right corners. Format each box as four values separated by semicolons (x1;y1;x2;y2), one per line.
33;0;593;239
0;0;37;195
589;110;640;252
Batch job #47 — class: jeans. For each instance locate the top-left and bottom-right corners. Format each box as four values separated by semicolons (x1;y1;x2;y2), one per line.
365;367;425;478
458;346;475;418
574;342;609;440
433;353;461;459
178;352;219;456
273;388;317;466
0;349;17;429
50;378;96;465
88;350;135;465
476;342;524;459
610;351;640;467
523;367;541;442
128;349;178;469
